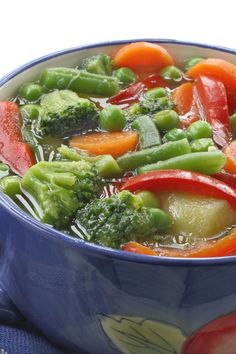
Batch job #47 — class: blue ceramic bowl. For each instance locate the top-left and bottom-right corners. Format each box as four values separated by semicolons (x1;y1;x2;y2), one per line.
1;40;236;354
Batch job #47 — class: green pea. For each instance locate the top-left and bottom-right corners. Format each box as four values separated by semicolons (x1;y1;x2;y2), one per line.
99;105;126;131
136;191;160;208
186;121;213;141
145;87;167;99
190;138;215;152
184;56;206;71
153;110;180;131
20;104;41;121
113;67;137;87
163;128;187;142
160;66;183;81
230;112;236;131
19;83;43;102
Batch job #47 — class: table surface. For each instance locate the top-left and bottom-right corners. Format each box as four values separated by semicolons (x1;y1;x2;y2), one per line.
0;0;235;79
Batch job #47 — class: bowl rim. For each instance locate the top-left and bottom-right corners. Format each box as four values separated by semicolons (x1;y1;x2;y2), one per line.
1;38;236;267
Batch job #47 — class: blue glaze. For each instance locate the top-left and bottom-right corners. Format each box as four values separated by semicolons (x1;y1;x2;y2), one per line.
1;40;236;353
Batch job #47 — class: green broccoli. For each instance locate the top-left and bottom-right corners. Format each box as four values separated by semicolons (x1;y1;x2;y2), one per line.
21;160;103;228
0;176;21;199
78;54;112;76
36;90;99;137
126;96;175;121
75;190;172;248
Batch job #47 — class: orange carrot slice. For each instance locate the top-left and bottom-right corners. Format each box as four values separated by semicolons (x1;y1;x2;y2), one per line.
122;242;157;256
224;140;236;174
171;82;194;115
186;58;236;95
70;131;139;158
114;42;174;77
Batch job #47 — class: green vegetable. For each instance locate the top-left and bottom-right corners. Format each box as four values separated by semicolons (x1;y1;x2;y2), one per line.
58;145;122;178
113;67;137;87
117;138;191;171
186;120;213;140
21;160;103;228
40;67;119;97
230;112;236;132
36;90;99;137
78;54;112;76
145;87;167;99
20;104;41;123
153;110;180;131
136;190;160;208
131;115;161;149
190;138;215;152
75;190;172;248
99;105;126;132
138;151;226;175
0;163;9;179
19;83;44;102
126;96;175;120
163;128;187;142
0;176;21;199
160;66;183;81
184;56;206;71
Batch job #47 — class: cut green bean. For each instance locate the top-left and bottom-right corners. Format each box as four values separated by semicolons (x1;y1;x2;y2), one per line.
190;138;215;152
186;120;213;140
136;191;160;208
163;128;187;142
95;155;122;178
40;67;119;97
184;56;206;71
113;67;137;87
132;115;162;149
145;87;167;99
160;66;183;81
153;110;180;131
138;151;226;175
99;105;126;131
19;83;43;102
149;208;172;232
117;138;191;171
0;176;21;198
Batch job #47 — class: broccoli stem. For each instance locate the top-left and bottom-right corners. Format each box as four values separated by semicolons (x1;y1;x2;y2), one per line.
40;68;119;97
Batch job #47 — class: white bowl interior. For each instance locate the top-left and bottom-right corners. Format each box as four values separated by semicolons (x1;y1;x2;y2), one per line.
0;41;236;100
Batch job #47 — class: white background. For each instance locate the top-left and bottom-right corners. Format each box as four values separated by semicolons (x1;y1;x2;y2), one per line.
0;0;235;78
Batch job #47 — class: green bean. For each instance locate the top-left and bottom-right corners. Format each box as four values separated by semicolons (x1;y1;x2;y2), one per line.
99;105;126;131
190;138;214;152
153;110;180;131
40;67;119;97
138;151;226;175
117;138;190;171
160;66;183;81
136;191;160;208
19;83;43;102
131;115;162;149
145;87;167;99
95;155;122;178
230;112;236;132
186;120;213;140
163;128;187;142
184;56;206;71
113;67;137;87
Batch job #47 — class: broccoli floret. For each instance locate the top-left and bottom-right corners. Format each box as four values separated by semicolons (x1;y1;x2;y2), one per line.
75;190;172;248
21;160;103;228
126;96;175;121
78;54;112;76
0;176;21;199
36;90;99;137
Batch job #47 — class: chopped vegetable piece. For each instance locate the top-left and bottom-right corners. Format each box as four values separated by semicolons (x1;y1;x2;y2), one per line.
78;54;112;76
99;105;126;132
230;112;236;132
122;241;157;255
160;66;183;81
114;41;174;77
0;101;36;176
224;140;236;174
171;82;194;115
194;76;230;148
163;128;187;142
117;139;191;171
131;115;162;149
213;171;236;189
186;120;213;141
0;176;21;199
40;67;119;97
190;138;214;152
122;170;236;211
145;87;167;99
184;56;205;71
153;110;180;131
138;151;226;175
19;83;44;102
70;131;139;157
136;190;160;208
113;67;137;87
20;104;41;123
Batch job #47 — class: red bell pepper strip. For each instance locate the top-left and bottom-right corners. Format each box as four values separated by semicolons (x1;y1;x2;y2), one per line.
107;75;167;105
0;101;36;176
123;228;236;258
121;170;236;210
213;171;236;189
194;76;230;148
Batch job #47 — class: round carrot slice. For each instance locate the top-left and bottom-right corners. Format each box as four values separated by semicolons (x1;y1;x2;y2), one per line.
114;42;174;76
70;131;139;157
